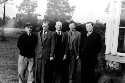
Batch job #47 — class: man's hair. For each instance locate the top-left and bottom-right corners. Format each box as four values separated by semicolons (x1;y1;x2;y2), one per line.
42;20;49;25
86;22;94;26
24;22;32;28
56;21;62;25
69;21;76;25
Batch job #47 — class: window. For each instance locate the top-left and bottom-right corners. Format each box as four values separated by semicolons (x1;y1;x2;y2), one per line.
117;2;125;54
117;28;125;53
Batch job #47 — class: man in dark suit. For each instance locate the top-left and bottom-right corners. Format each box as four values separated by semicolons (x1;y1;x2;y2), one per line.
53;21;68;83
66;21;81;83
79;22;102;83
17;22;38;83
35;20;55;83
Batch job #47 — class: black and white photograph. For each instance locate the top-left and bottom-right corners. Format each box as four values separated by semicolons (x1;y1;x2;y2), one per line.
0;0;125;83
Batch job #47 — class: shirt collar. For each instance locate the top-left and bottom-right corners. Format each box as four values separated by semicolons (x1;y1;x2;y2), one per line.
27;32;31;36
56;30;61;35
87;31;93;36
70;29;76;32
56;30;61;33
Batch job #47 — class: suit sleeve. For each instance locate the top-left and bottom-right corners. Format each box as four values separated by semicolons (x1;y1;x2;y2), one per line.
77;32;81;56
50;32;55;57
64;32;69;56
63;32;68;55
33;34;38;50
35;32;39;53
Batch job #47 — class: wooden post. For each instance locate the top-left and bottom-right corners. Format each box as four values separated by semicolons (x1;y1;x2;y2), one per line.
1;0;7;41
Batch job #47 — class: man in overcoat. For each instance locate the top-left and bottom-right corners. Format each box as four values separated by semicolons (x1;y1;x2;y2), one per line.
79;22;102;83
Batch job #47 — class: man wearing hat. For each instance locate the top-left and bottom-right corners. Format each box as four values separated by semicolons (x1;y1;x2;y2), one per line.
17;22;38;83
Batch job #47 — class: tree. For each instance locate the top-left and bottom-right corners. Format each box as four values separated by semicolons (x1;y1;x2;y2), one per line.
15;13;38;28
17;0;37;14
15;0;38;28
0;0;9;41
0;0;8;4
44;0;75;30
44;0;75;21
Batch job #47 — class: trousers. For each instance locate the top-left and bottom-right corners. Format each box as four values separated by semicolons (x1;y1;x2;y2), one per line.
18;54;34;83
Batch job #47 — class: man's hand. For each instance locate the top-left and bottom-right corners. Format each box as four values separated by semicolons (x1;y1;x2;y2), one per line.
50;56;54;61
63;55;66;60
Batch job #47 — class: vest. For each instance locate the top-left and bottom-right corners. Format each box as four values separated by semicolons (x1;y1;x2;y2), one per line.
55;33;63;57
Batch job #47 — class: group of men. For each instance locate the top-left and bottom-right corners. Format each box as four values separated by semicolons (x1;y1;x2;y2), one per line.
17;20;102;83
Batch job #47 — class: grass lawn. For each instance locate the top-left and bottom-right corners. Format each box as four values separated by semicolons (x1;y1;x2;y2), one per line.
0;37;19;83
0;28;24;83
0;28;81;83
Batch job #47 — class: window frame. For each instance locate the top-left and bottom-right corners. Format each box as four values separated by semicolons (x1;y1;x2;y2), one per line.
116;3;125;56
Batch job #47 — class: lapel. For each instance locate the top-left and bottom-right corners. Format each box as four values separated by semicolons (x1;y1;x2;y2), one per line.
87;31;94;38
69;30;78;42
38;31;42;44
61;31;65;42
42;31;51;43
68;31;71;43
53;31;57;44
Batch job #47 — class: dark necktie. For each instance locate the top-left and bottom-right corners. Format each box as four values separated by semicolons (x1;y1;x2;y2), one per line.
29;33;31;36
71;31;74;36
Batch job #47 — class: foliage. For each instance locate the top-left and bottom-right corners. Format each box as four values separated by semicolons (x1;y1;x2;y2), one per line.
44;0;75;30
17;0;37;14
14;13;38;28
0;16;11;27
5;16;11;25
14;0;39;29
94;23;106;72
0;0;8;3
45;0;75;21
75;23;86;32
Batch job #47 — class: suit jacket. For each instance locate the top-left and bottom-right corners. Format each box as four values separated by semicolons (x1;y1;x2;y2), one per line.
79;31;102;64
66;30;81;58
35;30;55;60
53;31;67;59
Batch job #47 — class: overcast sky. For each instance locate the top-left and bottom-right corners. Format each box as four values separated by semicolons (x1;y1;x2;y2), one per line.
0;0;110;23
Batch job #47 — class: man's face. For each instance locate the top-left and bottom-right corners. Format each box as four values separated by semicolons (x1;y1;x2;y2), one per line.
25;26;32;34
55;22;62;31
42;23;49;31
69;23;76;31
86;23;93;32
